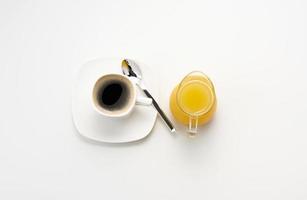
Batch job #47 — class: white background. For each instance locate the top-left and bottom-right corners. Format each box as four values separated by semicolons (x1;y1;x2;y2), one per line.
1;0;307;199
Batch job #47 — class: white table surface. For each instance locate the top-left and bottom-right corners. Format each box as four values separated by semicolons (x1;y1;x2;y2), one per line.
1;0;307;199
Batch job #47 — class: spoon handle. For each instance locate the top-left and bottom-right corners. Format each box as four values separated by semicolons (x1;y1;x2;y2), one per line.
143;89;176;133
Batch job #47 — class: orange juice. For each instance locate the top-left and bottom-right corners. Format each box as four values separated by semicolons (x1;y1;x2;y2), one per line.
178;81;213;114
170;72;217;131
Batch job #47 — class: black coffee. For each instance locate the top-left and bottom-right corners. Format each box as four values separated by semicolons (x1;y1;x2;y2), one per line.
97;81;129;110
101;83;123;105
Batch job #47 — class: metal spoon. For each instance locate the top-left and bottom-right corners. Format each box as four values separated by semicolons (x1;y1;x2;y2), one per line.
122;59;175;133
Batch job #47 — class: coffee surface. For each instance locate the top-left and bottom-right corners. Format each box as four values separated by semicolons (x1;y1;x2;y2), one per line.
101;83;123;105
97;80;130;111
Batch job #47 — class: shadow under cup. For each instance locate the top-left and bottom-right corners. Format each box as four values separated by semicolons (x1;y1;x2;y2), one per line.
92;74;135;117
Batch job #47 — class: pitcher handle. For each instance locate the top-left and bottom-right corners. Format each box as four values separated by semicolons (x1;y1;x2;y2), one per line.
188;116;199;137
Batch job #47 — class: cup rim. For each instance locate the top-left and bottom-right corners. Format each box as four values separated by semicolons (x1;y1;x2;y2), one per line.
92;74;137;118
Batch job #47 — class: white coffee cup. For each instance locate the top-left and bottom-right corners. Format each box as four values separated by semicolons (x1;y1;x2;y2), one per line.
92;74;152;118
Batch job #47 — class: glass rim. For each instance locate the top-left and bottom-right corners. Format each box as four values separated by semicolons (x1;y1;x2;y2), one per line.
176;71;216;116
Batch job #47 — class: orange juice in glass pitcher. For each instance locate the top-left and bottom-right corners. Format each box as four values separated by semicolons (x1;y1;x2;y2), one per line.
170;71;217;136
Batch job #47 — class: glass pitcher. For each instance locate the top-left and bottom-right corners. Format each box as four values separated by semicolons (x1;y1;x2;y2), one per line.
170;71;217;136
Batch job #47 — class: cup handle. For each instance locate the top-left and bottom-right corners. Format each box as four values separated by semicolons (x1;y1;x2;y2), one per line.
136;96;152;106
188;116;198;137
